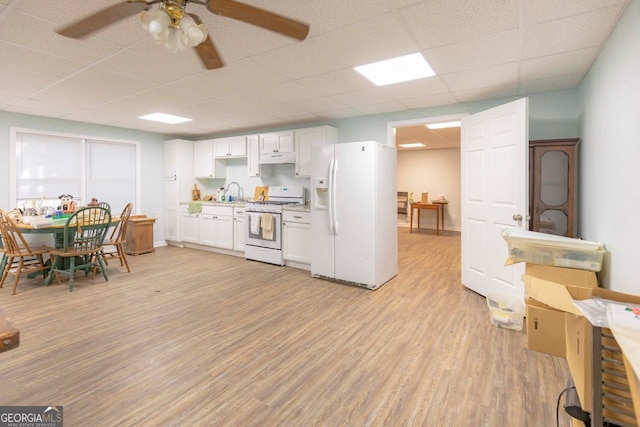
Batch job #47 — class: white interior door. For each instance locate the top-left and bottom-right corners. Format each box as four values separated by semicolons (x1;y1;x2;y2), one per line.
461;98;529;300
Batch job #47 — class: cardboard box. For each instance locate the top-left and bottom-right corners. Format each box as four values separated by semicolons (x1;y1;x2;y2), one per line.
526;298;566;357
565;312;592;411
564;288;640;415
523;264;598;314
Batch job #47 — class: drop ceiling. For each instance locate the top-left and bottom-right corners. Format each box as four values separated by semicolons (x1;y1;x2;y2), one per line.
0;0;630;140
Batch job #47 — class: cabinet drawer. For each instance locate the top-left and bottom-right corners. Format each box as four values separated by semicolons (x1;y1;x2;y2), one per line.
283;210;310;223
202;205;233;216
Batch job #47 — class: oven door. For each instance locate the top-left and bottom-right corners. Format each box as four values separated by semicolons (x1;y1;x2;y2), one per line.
246;212;281;250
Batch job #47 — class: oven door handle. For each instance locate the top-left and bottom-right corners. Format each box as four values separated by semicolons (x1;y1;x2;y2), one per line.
329;158;338;236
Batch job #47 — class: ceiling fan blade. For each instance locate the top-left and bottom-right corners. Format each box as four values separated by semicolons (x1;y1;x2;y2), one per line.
191;14;224;70
56;1;149;39
207;0;309;41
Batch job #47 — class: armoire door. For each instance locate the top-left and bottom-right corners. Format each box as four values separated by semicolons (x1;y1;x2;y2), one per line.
529;138;579;237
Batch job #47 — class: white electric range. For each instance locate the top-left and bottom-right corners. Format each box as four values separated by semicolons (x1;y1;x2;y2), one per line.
244;186;305;265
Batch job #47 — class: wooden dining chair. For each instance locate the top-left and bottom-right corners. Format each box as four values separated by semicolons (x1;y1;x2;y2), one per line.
102;202;133;273
44;206;112;292
0;210;55;295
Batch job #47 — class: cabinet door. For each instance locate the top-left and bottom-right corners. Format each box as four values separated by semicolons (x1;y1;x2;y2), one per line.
165;208;178;241
260;133;278;154
216;216;234;250
234;216;245;252
181;213;200;243
530;139;577;237
194;140;214;177
213;138;229;158
229;136;247;157
200;214;217;246
248;134;272;177
277;131;295;153
283;220;311;263
164;140;178;177
294;127;327;178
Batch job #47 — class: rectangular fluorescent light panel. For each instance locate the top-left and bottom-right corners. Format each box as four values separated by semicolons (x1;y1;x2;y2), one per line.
139;112;192;124
426;121;461;129
354;53;435;86
399;143;426;148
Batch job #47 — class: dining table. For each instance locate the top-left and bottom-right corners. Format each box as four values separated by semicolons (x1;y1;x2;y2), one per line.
0;215;120;280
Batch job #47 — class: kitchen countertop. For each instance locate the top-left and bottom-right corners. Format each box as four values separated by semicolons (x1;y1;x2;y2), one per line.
181;201;246;207
284;204;311;213
180;201;310;212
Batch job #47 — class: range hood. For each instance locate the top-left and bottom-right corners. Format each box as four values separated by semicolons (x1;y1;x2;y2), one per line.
258;151;296;164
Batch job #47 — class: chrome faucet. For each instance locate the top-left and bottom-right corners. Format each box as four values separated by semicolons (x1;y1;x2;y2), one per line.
225;181;241;200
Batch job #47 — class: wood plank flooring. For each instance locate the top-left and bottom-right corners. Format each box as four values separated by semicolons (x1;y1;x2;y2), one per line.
0;228;573;426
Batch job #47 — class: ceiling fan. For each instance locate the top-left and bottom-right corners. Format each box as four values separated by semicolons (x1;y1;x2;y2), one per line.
56;0;310;70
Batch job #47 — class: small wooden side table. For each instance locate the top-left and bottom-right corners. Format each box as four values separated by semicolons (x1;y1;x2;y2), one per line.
410;203;440;234
431;200;449;231
125;215;156;256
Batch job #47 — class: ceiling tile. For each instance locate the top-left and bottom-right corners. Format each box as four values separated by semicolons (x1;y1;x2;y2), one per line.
0;10;121;63
97;50;199;85
297;69;374;96
314;12;420;67
453;84;518;103
523;0;628;25
251;39;346;79
441;62;519;92
425;30;519;75
0;41;85;77
518;74;584;95
522;6;626;59
521;48;599;80
0;64;59;97
398;92;459;110
399;0;519;48
253;81;323;104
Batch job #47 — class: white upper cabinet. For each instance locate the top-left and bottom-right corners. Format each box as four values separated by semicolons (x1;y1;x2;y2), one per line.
247;134;272;178
214;136;247;158
259;131;295;163
194;139;226;179
294;126;338;177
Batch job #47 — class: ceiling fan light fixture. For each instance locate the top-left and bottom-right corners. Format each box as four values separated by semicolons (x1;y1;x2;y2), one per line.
179;15;208;45
140;6;208;52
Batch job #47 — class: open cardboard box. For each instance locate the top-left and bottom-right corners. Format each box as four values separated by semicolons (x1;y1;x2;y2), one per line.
523;264;598;358
524;263;640;415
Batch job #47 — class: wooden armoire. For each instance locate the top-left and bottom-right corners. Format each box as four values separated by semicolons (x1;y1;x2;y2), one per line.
529;138;580;237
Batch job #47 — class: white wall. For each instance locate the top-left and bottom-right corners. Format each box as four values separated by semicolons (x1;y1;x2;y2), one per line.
578;0;640;293
397;148;461;230
0;112;167;245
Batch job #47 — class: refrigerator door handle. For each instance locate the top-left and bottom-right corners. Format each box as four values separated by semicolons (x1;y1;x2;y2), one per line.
328;158;335;235
331;158;338;235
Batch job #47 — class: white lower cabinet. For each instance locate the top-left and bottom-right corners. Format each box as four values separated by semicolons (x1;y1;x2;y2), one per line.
181;205;233;250
181;211;200;244
283;210;311;266
233;207;245;252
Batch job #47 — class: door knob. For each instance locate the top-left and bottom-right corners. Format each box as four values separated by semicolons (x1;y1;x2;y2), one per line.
512;214;522;221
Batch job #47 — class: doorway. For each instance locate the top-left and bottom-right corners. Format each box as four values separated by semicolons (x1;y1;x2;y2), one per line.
388;115;464;233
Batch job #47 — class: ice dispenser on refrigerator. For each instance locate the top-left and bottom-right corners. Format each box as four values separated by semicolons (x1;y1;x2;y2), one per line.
313;178;329;209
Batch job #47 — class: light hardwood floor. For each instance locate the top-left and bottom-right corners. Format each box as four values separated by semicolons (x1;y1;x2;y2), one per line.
0;228;572;426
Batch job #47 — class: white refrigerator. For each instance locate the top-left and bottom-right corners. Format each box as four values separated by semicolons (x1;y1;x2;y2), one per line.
311;141;398;290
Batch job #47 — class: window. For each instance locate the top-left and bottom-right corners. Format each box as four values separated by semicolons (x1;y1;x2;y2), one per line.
10;128;140;214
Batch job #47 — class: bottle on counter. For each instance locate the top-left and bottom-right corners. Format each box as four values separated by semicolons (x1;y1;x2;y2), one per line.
220;187;225;202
